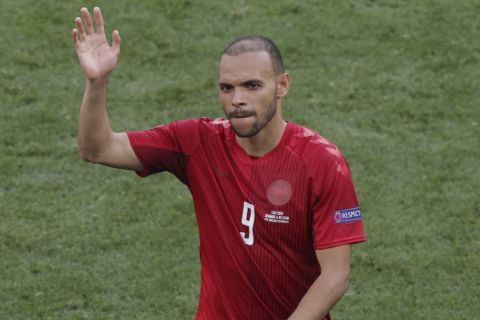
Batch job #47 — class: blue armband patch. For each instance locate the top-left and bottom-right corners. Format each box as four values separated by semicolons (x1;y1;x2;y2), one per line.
333;207;362;224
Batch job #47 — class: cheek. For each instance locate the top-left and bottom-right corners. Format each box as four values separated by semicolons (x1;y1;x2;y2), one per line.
256;89;275;107
219;94;230;107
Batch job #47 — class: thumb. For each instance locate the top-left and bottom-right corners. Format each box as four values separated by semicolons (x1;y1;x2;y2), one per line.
111;29;121;54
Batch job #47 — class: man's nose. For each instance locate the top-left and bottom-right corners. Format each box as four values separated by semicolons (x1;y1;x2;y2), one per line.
232;88;246;107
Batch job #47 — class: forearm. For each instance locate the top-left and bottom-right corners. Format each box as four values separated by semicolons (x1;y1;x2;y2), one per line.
77;77;114;161
288;273;349;320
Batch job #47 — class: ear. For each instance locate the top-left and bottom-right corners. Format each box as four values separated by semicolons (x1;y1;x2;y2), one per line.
276;72;290;98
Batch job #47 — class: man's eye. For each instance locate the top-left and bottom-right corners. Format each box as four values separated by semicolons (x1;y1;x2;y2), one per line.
246;82;260;90
220;85;233;92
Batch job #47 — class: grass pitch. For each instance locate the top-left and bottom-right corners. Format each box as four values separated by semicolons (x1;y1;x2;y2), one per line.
1;0;479;319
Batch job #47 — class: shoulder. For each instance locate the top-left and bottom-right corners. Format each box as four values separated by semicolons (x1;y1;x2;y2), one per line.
195;117;234;142
127;117;226;154
287;122;355;194
147;117;228;138
287;121;346;165
169;117;232;151
198;117;231;133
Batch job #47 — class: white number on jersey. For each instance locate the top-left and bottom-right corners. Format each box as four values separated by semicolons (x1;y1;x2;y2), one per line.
240;201;255;246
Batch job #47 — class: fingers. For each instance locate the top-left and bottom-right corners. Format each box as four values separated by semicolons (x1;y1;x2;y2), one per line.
73;7;111;45
72;28;79;45
111;30;121;54
81;7;94;34
74;17;86;41
93;7;105;34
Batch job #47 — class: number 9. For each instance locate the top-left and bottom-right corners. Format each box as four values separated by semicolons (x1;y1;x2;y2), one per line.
240;201;255;246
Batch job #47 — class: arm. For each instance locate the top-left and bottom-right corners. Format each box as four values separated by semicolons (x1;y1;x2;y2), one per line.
288;245;351;320
72;7;141;171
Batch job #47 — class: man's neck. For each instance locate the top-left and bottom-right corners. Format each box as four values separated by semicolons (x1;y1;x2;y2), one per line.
235;117;287;157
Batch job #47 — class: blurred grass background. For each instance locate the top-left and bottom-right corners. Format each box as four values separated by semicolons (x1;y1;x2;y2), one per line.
1;0;479;319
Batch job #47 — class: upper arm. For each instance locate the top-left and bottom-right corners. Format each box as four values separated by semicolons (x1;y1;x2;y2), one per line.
92;132;143;172
316;245;351;285
86;119;202;179
310;150;366;249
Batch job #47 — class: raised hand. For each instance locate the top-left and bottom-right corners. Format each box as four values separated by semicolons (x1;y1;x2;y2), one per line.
72;7;121;80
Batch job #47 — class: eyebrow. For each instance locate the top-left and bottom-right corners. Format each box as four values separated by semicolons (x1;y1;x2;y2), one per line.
218;79;264;86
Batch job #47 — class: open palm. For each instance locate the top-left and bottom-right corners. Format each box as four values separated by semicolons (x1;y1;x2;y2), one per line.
72;7;121;80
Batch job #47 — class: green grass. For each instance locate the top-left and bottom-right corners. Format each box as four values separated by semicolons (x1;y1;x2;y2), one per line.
1;0;479;319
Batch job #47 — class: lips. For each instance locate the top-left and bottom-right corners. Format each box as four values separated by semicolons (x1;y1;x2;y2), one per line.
229;111;255;118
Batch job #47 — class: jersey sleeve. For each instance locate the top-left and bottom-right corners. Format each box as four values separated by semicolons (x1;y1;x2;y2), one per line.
126;119;200;183
311;149;366;250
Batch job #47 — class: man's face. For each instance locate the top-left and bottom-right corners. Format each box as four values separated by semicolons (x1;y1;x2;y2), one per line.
218;51;279;138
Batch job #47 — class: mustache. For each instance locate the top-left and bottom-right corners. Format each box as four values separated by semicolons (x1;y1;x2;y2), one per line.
228;110;256;118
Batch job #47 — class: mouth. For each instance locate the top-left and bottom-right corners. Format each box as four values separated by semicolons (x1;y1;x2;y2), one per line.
229;111;255;119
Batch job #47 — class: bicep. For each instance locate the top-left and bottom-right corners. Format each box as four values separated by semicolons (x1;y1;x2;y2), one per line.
96;132;143;171
316;245;351;281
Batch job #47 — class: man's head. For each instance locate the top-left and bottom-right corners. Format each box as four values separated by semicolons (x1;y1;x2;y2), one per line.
222;36;285;76
218;36;290;138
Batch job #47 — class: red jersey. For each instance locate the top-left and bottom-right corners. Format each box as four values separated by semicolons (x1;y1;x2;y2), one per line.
127;118;366;319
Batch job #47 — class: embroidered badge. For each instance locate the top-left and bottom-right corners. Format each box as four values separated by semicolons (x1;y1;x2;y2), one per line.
333;207;362;224
266;179;292;206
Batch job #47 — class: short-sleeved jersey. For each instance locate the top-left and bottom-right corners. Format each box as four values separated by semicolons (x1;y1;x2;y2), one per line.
127;118;366;320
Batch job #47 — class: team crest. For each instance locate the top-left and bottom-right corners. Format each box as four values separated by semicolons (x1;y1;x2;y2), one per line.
266;179;292;206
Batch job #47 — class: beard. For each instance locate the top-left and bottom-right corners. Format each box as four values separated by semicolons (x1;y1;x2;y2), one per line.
228;92;278;138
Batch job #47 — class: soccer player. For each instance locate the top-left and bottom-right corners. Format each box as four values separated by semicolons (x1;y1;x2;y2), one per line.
72;7;366;320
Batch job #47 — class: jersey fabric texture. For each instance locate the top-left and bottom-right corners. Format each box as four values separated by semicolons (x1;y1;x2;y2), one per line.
127;118;366;320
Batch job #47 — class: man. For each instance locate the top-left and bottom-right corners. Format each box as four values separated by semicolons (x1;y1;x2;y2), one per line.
72;7;366;319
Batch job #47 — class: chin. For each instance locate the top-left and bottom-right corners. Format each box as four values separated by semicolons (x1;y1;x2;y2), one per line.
232;125;260;138
229;117;256;137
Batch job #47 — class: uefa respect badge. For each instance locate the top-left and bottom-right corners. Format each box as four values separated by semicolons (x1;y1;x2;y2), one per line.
333;207;362;224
